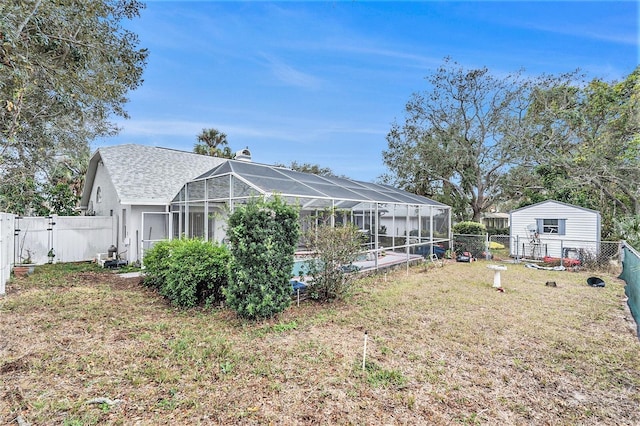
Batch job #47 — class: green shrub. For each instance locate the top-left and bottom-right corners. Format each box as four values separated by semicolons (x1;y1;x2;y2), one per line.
615;215;640;251
487;227;509;236
303;222;363;301
453;221;486;235
453;221;487;257
142;239;175;290
143;238;230;308
224;195;300;320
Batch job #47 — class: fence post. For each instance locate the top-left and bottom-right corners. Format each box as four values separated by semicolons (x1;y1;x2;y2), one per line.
50;215;58;264
0;213;16;296
485;233;490;260
0;214;5;295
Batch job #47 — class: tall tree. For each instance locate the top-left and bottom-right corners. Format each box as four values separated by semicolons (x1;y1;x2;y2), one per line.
0;0;148;215
194;128;233;158
274;161;336;177
383;58;533;221
522;66;640;235
383;58;539;222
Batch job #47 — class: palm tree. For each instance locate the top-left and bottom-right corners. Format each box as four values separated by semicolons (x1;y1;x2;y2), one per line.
616;215;640;250
194;128;233;158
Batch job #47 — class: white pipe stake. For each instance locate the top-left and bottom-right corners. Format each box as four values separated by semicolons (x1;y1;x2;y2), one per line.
362;331;368;371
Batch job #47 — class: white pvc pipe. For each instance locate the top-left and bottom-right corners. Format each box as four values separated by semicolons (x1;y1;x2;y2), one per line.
362;331;368;371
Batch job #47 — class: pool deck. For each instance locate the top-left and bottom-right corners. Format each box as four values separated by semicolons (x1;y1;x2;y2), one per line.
353;251;424;272
293;251;424;281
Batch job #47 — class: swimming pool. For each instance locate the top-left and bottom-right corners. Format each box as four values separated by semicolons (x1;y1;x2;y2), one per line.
292;258;317;277
292;254;367;277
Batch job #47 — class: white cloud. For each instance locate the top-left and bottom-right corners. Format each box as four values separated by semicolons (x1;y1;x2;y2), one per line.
260;54;324;90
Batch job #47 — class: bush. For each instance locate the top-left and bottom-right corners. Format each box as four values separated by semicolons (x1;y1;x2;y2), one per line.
224;196;300;320
142;239;174;290
143;238;230;308
615;215;640;251
487;227;509;236
453;221;487;235
453;221;487;258
303;221;363;301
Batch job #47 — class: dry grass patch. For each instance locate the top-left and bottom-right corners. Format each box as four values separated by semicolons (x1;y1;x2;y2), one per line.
1;261;638;425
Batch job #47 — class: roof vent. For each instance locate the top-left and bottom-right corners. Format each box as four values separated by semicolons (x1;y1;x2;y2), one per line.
234;147;251;162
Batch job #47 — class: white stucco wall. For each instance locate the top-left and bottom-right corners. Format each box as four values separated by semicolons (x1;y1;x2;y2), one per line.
90;161;120;217
86;161;174;264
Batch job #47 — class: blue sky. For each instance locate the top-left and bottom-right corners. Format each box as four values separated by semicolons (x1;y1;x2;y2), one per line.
96;1;639;182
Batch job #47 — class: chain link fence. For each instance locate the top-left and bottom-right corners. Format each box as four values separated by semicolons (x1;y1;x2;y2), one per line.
453;234;488;259
569;241;620;272
452;234;622;272
489;235;511;260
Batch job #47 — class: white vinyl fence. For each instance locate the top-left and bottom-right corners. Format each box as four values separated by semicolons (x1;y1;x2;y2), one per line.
1;214;116;295
0;212;16;295
14;215;116;265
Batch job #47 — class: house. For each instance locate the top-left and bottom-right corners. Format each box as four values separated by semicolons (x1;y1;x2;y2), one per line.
80;144;452;266
480;212;509;230
79;144;226;263
509;200;601;260
169;159;451;258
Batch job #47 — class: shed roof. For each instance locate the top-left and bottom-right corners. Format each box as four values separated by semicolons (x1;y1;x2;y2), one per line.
80;144;226;207
510;200;600;215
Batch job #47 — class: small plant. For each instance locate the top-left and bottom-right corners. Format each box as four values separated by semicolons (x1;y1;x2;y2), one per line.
302;216;363;301
360;360;408;389
272;320;298;333
219;361;234;375
21;248;33;264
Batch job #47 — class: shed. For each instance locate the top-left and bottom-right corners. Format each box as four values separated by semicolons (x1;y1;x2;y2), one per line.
509;200;601;261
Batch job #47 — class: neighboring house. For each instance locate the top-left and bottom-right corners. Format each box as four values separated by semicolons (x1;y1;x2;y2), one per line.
480;212;509;230
79;144;226;263
509;200;601;260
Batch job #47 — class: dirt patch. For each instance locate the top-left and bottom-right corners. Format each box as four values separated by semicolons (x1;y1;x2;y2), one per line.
1;355;32;374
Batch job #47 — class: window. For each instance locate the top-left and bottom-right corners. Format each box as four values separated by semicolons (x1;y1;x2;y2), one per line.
543;219;558;234
96;187;102;203
537;218;566;235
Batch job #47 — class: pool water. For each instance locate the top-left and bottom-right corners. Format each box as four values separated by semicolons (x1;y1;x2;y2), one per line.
292;254;367;277
292;258;316;276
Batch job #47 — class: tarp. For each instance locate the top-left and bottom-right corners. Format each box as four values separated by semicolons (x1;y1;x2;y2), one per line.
619;244;640;339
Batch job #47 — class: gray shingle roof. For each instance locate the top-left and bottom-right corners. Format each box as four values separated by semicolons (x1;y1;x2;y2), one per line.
81;144;226;206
